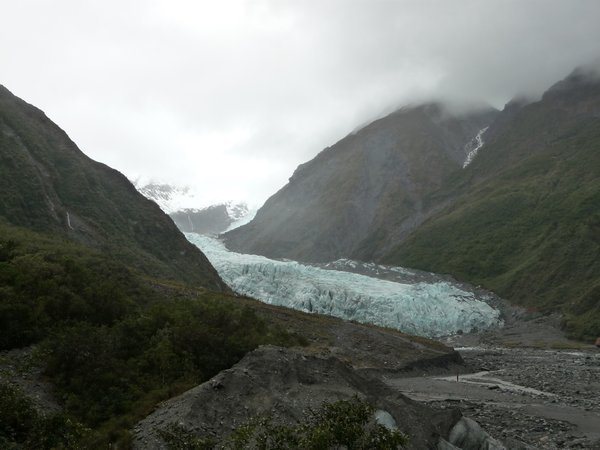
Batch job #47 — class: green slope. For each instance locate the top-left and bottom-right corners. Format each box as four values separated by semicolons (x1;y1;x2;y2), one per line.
0;221;299;447
384;70;600;340
0;85;225;290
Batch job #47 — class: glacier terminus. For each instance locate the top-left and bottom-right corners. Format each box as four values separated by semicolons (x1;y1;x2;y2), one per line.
187;233;503;338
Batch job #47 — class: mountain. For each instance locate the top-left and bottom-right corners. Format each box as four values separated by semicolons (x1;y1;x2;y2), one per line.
224;103;498;262
134;183;196;214
224;66;600;340
0;84;476;449
383;67;600;340
0;85;226;290
136;182;254;234
169;203;249;234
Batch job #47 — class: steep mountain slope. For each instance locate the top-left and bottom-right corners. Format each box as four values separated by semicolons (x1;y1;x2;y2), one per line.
0;85;225;290
383;68;600;340
224;103;497;262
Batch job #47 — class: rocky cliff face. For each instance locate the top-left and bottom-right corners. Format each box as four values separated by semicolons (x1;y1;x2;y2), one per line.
0;85;226;290
224;103;497;262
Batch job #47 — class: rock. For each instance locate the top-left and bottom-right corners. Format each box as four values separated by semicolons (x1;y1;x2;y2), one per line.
374;409;397;430
132;346;461;449
438;437;462;449
448;417;506;450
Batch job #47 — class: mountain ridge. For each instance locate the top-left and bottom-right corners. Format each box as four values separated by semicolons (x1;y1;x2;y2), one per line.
0;84;226;290
224;102;498;262
135;182;254;234
223;67;600;340
383;68;600;339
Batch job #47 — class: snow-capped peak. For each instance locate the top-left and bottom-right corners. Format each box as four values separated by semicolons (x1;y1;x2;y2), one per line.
134;182;200;214
134;181;256;233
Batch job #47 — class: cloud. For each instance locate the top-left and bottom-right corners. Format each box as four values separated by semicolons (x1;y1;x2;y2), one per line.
2;0;600;206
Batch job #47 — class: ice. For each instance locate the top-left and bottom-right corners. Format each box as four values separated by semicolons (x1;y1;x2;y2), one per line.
223;206;258;232
187;234;503;338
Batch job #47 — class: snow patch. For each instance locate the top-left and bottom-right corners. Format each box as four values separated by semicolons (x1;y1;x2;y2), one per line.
135;183;199;214
463;127;489;168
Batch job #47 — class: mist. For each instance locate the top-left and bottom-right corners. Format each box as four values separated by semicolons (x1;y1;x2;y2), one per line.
2;0;600;206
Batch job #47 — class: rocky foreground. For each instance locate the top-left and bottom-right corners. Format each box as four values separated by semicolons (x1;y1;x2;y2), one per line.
436;312;600;449
133;345;463;449
132;306;600;450
130;304;466;449
390;346;600;449
4;293;597;449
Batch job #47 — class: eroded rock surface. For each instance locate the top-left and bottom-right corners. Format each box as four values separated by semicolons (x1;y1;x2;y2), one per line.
133;345;461;449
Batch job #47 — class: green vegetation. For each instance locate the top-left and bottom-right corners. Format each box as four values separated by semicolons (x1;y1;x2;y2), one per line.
0;85;224;290
160;397;407;450
384;82;600;342
0;382;89;449
0;222;301;447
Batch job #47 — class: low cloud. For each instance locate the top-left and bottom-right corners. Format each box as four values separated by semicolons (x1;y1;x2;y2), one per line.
2;0;600;206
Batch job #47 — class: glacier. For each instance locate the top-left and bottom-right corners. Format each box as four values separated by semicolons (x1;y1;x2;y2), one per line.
223;206;258;232
186;233;503;338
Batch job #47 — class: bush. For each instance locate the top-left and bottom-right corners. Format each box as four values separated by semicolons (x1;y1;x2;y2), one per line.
0;223;302;445
222;397;408;450
0;382;88;449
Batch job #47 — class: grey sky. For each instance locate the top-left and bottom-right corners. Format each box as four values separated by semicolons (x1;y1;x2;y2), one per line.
2;0;600;207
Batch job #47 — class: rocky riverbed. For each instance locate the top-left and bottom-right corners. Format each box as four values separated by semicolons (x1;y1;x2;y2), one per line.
388;346;600;449
386;310;600;450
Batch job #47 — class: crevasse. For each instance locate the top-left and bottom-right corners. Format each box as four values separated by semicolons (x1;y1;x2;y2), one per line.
187;233;503;338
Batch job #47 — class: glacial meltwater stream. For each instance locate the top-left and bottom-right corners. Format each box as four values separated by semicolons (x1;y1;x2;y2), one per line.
187;233;503;338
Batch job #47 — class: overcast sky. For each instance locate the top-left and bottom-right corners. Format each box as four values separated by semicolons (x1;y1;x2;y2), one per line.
2;0;600;207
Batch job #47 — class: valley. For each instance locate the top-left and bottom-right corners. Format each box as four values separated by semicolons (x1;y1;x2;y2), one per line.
224;67;600;343
166;230;598;449
0;55;598;448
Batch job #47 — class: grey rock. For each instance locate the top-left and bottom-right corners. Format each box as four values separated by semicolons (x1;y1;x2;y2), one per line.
374;409;397;430
132;346;460;449
448;417;506;450
439;437;462;449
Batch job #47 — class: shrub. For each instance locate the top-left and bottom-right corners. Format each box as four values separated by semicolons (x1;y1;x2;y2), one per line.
0;382;88;449
221;396;408;450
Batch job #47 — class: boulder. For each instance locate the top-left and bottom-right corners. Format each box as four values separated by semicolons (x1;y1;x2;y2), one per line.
448;417;506;450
